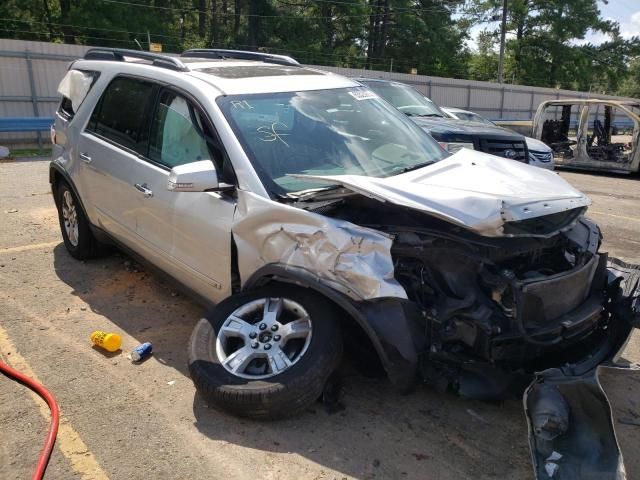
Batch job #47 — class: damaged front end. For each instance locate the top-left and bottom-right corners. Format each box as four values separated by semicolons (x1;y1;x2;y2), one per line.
339;195;640;479
232;153;640;479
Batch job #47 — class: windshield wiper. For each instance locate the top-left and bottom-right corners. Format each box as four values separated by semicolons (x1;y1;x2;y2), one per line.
390;160;435;175
404;112;443;118
286;184;345;201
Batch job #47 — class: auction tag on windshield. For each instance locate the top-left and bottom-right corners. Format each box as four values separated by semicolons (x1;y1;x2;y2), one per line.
349;90;378;101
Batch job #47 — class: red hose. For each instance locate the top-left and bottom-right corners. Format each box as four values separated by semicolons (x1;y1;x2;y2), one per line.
0;360;59;480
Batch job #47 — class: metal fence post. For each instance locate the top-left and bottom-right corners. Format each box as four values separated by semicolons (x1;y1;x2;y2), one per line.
466;84;471;109
529;91;535;119
499;86;506;119
25;50;43;150
428;80;432;98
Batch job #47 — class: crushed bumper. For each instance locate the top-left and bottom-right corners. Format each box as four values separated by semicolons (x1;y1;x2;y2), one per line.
524;257;640;479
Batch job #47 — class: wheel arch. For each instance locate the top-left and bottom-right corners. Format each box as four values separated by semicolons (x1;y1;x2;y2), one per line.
243;264;419;392
50;162;113;247
49;163;87;215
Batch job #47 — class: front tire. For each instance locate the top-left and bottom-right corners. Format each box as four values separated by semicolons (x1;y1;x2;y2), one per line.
188;284;343;419
55;181;107;260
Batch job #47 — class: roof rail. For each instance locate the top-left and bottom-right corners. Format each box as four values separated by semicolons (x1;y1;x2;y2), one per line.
181;49;300;67
83;48;189;72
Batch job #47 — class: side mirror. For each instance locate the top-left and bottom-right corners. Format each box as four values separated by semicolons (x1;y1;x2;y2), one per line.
167;160;219;192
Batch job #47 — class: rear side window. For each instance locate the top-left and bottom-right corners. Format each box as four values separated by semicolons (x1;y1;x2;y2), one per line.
87;77;155;153
59;97;75;119
57;70;99;120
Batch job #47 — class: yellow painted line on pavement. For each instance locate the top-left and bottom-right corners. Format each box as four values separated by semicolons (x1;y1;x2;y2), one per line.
0;241;60;254
0;324;109;479
589;210;640;223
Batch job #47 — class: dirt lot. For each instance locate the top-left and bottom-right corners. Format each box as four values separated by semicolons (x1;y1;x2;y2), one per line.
1;157;640;480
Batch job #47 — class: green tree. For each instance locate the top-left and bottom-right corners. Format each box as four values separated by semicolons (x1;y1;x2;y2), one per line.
618;57;640;99
473;0;639;91
468;30;499;81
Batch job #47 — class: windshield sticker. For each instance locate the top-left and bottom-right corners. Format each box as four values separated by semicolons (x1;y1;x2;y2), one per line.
231;100;254;110
257;122;290;147
349;90;378;101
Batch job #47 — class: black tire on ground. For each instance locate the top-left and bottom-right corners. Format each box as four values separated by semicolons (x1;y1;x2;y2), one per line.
55;181;108;260
188;284;343;420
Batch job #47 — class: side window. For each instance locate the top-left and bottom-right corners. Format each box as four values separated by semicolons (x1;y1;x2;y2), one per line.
57;70;99;120
59;97;75;119
148;90;213;169
87;77;155;153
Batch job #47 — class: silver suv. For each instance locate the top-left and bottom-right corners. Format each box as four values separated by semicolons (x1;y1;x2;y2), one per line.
52;48;640;478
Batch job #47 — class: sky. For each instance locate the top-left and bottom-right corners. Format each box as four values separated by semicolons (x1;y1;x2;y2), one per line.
467;0;640;50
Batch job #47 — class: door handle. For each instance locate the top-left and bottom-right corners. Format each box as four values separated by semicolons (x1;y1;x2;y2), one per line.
134;183;153;198
79;152;92;163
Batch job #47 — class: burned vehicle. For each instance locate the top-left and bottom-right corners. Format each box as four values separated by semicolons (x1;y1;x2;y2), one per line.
532;99;640;174
51;48;640;479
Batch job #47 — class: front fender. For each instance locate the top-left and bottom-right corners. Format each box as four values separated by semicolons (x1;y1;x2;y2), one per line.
244;264;421;392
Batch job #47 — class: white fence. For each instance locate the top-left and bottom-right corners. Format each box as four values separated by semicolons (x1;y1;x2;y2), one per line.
0;38;637;147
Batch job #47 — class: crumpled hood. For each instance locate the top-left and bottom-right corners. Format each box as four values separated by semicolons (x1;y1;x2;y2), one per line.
294;148;591;237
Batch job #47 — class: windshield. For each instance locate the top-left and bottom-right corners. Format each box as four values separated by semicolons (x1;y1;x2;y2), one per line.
360;81;446;118
218;87;447;195
454;111;495;126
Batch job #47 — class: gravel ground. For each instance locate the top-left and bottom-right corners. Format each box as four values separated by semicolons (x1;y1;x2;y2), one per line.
1;157;640;480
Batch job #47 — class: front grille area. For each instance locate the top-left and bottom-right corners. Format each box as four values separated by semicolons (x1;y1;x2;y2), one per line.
479;139;528;162
529;150;553;163
518;254;600;327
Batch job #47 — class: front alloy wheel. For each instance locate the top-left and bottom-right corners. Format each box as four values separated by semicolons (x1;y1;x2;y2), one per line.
188;284;343;419
216;297;312;379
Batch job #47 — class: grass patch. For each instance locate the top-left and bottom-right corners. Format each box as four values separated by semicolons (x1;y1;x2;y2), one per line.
2;147;52;159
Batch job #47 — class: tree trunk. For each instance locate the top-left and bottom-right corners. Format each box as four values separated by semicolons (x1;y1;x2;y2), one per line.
209;0;219;46
513;0;528;83
377;0;390;58
58;0;74;43
320;3;333;54
248;0;258;50
198;0;207;39
234;0;241;47
366;0;378;69
42;0;54;40
221;0;228;32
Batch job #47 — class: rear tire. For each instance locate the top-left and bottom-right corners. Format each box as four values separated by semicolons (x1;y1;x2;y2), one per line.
188;284;343;420
55;181;108;260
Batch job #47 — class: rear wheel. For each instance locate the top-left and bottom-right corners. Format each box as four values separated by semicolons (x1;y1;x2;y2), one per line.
188;284;343;419
55;182;107;259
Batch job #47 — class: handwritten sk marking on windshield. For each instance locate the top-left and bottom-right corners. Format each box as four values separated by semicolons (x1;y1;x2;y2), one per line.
257;122;290;147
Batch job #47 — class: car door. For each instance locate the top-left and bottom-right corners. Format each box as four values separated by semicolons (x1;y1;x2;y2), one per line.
80;76;158;246
583;103;637;170
130;88;235;302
